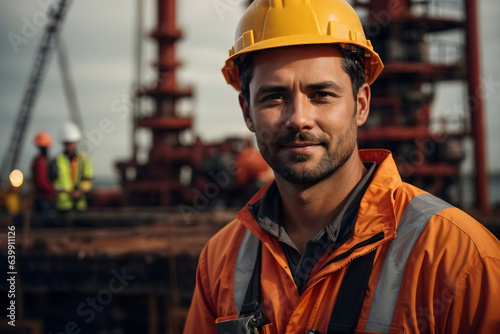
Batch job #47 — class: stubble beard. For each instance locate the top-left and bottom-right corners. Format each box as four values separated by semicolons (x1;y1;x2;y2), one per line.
256;112;358;185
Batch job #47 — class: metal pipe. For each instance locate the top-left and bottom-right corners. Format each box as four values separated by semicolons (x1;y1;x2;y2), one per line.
465;0;490;213
132;0;144;160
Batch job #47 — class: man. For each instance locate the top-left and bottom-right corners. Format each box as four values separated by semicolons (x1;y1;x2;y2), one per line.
51;122;94;212
184;1;500;333
32;131;56;217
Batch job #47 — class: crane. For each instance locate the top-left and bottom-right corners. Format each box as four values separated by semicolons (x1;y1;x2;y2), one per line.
0;0;74;183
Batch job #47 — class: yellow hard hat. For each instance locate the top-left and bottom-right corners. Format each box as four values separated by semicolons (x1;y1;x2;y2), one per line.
222;0;384;91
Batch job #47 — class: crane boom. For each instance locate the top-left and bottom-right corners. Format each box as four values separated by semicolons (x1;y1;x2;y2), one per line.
0;0;73;182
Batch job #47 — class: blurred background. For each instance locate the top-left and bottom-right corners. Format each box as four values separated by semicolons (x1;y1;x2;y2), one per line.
0;0;499;333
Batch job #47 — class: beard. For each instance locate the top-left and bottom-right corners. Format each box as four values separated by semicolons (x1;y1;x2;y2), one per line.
256;112;357;185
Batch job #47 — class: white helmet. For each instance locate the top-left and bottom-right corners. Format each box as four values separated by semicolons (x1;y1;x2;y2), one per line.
60;122;82;143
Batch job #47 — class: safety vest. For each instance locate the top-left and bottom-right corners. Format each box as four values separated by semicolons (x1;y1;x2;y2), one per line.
220;193;452;334
53;153;93;211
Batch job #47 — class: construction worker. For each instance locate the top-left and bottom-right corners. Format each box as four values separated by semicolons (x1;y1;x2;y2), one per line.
234;137;273;188
31;131;56;217
184;1;500;333
51;122;93;212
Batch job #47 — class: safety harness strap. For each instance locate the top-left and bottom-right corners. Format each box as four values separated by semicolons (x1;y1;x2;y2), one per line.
327;250;377;334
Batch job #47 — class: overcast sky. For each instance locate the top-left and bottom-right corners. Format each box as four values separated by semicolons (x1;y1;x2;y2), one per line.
1;0;499;184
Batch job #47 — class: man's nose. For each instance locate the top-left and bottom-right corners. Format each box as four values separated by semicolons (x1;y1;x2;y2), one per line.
283;95;315;131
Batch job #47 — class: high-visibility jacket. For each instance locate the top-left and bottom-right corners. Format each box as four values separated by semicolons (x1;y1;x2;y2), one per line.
52;152;93;211
183;149;500;334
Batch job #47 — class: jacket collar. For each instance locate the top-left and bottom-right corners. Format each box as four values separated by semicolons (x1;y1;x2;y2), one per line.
236;149;400;248
355;149;400;242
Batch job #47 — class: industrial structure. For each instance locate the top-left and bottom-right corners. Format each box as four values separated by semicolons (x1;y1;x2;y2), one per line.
114;0;271;207
351;0;489;213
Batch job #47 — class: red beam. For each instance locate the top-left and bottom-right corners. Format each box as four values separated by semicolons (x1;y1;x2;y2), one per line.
137;116;193;130
465;0;489;213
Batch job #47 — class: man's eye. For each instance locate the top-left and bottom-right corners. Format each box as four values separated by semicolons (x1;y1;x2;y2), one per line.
264;94;285;101
312;92;331;98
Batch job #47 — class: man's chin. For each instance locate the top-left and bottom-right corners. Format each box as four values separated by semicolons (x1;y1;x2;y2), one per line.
275;165;334;185
289;154;310;163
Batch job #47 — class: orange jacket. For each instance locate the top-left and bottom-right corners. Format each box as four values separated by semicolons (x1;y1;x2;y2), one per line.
184;149;500;333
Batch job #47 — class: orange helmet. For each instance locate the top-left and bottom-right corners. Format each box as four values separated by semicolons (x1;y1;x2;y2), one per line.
222;0;384;91
33;131;52;147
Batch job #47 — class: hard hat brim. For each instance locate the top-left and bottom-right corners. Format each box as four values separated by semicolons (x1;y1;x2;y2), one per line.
222;35;384;91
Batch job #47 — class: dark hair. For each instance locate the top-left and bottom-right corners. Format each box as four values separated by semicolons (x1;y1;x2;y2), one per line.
237;44;367;103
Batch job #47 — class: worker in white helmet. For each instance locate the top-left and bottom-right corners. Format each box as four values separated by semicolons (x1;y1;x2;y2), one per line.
50;122;94;212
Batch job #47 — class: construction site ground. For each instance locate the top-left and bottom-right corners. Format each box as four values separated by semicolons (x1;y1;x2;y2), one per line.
0;207;238;334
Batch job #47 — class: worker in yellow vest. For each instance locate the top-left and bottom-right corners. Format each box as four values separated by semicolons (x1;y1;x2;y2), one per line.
51;122;94;212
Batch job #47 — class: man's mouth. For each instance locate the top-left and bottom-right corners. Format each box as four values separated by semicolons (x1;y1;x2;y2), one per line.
280;141;323;154
272;132;327;154
282;142;321;148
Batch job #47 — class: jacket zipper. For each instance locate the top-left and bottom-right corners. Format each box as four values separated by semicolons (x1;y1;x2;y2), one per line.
319;231;385;270
284;231;385;333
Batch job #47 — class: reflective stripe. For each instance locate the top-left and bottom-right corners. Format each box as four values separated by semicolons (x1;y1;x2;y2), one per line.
234;229;260;315
365;194;452;333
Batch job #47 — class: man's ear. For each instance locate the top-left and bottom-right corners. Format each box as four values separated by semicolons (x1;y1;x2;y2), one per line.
356;83;371;126
239;93;255;132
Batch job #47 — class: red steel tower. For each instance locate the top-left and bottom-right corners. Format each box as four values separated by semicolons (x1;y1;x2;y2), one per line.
115;0;270;207
116;0;203;205
352;0;488;211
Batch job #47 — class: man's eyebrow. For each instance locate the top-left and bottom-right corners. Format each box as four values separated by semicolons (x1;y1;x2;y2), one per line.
306;81;344;92
253;85;288;100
